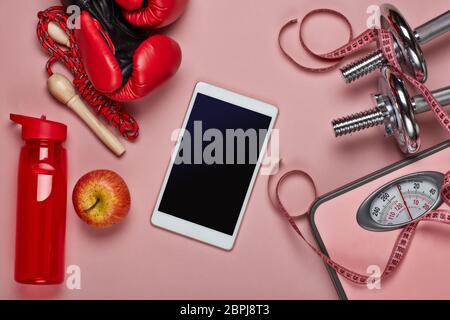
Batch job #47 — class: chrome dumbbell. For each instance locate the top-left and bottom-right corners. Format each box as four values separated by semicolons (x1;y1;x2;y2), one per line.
332;66;450;154
341;4;450;84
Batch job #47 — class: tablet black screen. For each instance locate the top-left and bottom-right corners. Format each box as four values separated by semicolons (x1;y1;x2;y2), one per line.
158;93;272;235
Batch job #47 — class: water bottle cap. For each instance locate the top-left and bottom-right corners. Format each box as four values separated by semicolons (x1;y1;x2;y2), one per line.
10;114;67;142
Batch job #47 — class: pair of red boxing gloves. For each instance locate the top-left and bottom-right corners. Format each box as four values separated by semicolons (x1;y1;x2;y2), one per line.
62;0;187;102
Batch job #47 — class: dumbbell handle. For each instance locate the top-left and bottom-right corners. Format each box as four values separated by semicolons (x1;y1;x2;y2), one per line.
412;87;450;114
341;9;450;83
415;11;450;44
332;87;450;137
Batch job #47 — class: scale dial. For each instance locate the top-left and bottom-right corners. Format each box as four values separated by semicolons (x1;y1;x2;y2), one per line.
357;172;444;231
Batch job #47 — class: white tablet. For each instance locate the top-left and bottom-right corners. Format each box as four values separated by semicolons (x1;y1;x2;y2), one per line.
151;82;278;250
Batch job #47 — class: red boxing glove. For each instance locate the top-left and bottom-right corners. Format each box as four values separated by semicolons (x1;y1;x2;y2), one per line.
63;0;182;102
109;34;181;101
115;0;188;28
114;0;143;11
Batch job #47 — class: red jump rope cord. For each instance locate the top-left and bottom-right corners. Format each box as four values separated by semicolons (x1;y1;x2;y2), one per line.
37;6;139;141
274;9;450;285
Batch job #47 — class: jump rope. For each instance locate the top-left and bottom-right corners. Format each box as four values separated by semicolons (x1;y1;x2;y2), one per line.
37;6;139;141
271;9;450;285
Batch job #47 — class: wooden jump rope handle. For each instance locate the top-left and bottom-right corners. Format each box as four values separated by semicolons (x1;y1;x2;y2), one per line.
48;22;71;48
46;22;126;157
48;74;126;157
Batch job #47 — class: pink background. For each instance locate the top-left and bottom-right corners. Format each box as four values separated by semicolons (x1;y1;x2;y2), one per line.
0;0;449;299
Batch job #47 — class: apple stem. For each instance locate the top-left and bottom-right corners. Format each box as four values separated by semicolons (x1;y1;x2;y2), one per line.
84;197;100;213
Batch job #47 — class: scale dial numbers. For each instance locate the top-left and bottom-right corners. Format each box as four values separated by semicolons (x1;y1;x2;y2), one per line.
357;172;444;231
370;180;438;226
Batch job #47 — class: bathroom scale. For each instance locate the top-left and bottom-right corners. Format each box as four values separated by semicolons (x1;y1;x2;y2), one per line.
310;141;450;300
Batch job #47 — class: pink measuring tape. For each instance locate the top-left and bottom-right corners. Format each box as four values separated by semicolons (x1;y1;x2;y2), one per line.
273;9;450;285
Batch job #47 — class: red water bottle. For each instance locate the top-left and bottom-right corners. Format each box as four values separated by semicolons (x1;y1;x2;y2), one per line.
11;114;68;285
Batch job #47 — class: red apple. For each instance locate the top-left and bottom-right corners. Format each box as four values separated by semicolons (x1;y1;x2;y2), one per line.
72;170;131;228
